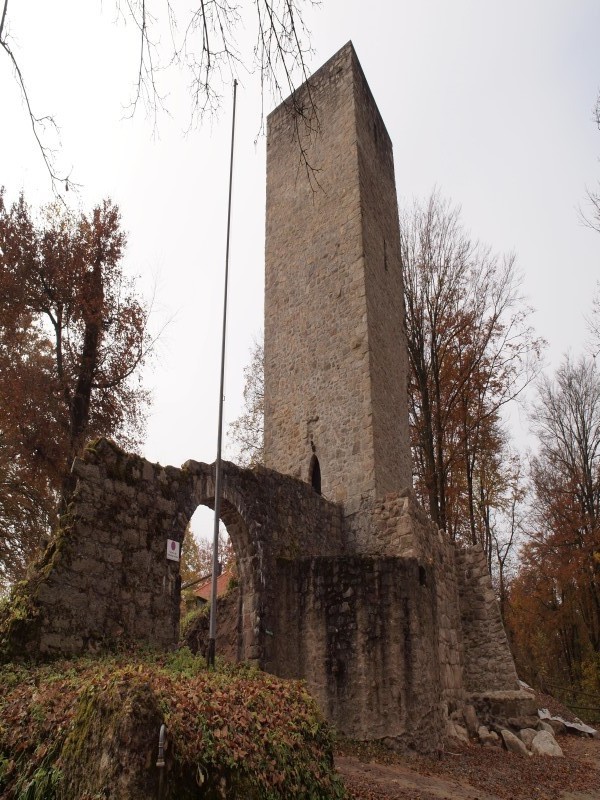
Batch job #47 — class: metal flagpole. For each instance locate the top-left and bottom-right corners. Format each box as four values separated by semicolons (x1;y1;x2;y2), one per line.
207;79;238;669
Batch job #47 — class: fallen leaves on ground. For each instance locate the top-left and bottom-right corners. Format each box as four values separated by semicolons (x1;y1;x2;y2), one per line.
337;735;600;800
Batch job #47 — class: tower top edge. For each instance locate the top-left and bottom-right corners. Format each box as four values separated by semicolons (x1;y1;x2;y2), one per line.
266;40;389;139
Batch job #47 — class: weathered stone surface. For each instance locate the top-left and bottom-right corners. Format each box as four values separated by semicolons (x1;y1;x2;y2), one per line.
185;587;240;662
542;718;567;736
519;728;538;749
0;438;343;664
455;546;520;695
469;690;538;726
0;42;528;755
539;710;598;737
463;704;479;738
478;725;500;748
264;42;411;511
447;721;470;746
531;730;564;757
508;715;540;731
538;721;555;734
500;729;530;756
273;556;444;749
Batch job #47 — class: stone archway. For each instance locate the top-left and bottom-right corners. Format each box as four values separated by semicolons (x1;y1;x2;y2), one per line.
184;478;264;664
0;439;343;665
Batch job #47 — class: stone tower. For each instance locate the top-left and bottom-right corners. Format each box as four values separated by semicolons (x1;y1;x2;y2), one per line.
3;42;529;756
264;42;412;513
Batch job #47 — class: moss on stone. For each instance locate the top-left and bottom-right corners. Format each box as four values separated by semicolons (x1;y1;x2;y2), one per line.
180;604;209;638
0;512;76;662
0;655;346;800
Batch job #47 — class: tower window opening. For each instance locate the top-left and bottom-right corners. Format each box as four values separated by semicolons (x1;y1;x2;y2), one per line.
309;454;322;494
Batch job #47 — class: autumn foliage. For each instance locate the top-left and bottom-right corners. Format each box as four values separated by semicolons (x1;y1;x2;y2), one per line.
0;652;345;799
0;190;152;587
506;356;600;711
400;192;544;576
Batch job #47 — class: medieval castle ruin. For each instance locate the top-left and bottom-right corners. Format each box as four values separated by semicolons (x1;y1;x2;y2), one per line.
1;42;531;750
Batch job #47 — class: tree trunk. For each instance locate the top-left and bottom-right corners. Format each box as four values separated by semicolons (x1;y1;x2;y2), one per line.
61;252;104;508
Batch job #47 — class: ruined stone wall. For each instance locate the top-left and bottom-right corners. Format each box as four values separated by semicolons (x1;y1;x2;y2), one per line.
343;490;520;705
345;491;466;709
183;459;345;667
184;586;241;662
264;42;411;513
272;556;444;751
4;440;190;658
0;435;524;746
0;439;343;664
454;545;520;694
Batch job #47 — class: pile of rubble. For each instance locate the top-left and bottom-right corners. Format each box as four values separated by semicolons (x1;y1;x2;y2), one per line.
447;697;598;758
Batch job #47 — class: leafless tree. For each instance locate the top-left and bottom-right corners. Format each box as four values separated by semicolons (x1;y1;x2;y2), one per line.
586;285;600;358
1;0;317;194
582;91;600;233
528;354;600;655
488;451;527;620
401;190;545;540
227;337;264;466
0;0;72;190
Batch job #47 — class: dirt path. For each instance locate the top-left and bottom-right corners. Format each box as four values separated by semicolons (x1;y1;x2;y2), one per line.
337;755;500;800
336;736;600;800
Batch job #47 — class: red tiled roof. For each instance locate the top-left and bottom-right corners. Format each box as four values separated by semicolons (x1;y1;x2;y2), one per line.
193;569;233;601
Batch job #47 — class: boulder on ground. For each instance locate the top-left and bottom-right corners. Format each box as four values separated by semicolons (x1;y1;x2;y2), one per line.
538;721;555;734
478;725;500;748
507;715;539;731
446;720;469;746
463;704;479;738
544;718;566;736
500;729;529;756
518;728;538;749
538;708;598;738
531;730;564;758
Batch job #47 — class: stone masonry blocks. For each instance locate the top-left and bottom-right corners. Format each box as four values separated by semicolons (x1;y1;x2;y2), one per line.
264;42;411;513
0;42;528;751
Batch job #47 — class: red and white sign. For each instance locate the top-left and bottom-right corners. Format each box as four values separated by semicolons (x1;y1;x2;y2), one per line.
166;539;180;562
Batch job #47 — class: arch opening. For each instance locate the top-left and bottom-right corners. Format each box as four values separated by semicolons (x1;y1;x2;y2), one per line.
183;506;233;609
181;491;257;665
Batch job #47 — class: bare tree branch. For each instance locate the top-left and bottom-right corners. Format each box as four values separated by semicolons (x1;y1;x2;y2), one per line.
580;90;600;233
0;1;73;196
3;1;318;192
0;0;8;40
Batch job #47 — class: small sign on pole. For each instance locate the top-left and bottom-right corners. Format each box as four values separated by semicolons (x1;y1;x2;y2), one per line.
166;539;180;562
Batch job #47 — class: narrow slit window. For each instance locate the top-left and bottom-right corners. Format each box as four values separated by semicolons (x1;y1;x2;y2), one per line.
309;454;322;494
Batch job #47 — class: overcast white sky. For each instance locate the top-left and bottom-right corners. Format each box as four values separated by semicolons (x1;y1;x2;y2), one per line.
2;1;600;537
